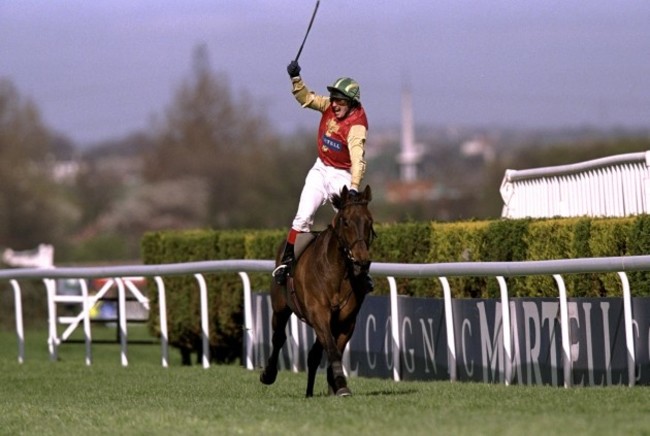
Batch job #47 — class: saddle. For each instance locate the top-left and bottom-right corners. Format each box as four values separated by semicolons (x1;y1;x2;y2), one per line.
292;231;318;260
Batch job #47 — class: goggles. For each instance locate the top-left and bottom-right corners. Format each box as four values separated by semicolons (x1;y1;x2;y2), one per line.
329;92;350;106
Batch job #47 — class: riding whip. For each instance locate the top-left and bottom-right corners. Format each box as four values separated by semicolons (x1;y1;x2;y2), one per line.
295;0;320;62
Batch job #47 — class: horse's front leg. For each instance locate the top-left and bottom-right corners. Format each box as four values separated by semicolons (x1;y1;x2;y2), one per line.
312;325;349;397
260;305;292;385
326;320;357;396
306;340;323;398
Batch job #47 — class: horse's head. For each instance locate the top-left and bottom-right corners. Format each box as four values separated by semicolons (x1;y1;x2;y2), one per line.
331;185;376;277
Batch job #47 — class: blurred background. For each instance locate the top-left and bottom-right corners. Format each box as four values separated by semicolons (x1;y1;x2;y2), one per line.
1;0;649;263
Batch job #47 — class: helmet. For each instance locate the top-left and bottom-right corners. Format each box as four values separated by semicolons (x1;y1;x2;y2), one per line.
327;77;361;103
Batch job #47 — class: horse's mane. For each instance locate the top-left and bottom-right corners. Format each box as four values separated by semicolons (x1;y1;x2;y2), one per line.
331;192;367;211
331;193;344;210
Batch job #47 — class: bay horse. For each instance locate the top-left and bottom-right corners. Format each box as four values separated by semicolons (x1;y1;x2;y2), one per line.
260;185;375;397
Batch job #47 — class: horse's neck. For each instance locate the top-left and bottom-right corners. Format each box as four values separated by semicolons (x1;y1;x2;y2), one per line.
315;226;342;257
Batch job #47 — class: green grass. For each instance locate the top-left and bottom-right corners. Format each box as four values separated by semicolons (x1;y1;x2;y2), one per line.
1;328;649;435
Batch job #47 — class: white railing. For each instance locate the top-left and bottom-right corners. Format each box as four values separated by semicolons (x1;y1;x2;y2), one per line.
2;260;272;369
3;256;650;388
500;151;650;218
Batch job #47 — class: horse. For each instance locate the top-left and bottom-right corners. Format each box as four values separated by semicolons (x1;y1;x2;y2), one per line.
260;185;375;397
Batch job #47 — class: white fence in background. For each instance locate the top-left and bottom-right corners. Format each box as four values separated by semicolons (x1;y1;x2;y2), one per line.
3;256;650;388
500;151;650;218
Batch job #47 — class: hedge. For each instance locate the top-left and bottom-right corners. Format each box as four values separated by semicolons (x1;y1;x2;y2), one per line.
141;215;650;363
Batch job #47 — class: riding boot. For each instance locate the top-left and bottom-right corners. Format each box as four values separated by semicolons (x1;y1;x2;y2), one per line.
272;242;295;286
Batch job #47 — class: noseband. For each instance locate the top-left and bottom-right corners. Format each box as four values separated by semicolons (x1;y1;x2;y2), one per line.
341;237;368;264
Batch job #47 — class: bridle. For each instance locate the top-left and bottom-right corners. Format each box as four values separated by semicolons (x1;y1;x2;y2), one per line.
330;194;376;311
341;237;368;264
334;200;375;267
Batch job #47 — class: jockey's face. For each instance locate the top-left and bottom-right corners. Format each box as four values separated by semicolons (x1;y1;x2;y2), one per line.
330;97;351;119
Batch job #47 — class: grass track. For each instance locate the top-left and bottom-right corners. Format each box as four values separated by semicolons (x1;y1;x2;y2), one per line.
1;329;649;435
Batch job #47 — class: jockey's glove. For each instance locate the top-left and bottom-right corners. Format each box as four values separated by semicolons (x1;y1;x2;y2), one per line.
287;61;301;78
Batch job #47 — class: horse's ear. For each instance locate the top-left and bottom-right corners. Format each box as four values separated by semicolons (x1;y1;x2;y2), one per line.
341;185;349;202
363;185;372;202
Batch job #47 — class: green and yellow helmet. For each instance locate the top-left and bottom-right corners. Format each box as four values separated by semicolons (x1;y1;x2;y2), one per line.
327;77;361;103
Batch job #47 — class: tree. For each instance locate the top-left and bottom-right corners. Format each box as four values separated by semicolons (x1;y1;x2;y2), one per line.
0;78;79;250
143;45;304;229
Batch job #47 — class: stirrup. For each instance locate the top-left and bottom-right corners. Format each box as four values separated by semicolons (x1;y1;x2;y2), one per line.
272;264;289;277
272;263;291;285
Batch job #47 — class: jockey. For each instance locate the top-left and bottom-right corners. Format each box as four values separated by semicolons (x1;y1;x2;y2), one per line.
273;60;372;292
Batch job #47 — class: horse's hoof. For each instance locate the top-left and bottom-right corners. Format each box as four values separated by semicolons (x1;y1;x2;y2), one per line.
259;369;277;385
335;387;352;397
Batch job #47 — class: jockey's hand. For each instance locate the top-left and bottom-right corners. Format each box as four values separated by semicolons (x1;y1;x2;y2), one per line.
287;61;301;78
348;188;359;198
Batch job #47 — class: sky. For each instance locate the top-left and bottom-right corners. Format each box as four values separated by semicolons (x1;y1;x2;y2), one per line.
1;1;649;146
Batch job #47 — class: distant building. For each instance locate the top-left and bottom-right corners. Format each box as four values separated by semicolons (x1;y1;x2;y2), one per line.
385;179;438;203
52;160;81;183
387;86;439;203
396;86;423;182
460;136;495;163
2;244;54;268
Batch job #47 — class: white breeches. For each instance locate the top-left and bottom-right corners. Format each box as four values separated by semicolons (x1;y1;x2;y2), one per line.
291;158;352;232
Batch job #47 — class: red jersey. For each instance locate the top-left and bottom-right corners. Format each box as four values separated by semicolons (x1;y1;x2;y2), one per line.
316;105;368;170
